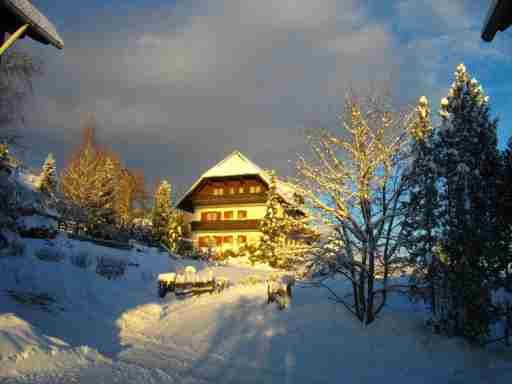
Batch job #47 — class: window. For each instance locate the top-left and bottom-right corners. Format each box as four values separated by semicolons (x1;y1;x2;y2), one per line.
203;211;220;221
238;187;244;194
237;235;247;244
198;236;210;247
213;188;224;196
229;187;235;194
223;236;233;244
249;185;262;193
214;236;223;246
237;210;247;219
224;211;233;220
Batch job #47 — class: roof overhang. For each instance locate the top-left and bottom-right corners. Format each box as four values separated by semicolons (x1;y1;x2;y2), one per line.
1;0;64;50
482;0;512;42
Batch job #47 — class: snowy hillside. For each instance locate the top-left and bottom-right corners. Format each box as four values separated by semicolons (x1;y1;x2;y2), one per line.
1;234;511;383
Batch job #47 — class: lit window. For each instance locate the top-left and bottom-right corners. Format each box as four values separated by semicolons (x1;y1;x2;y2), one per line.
224;211;233;220
213;188;224;196
237;210;247;219
249;186;255;193
239;187;244;194
255;186;261;193
229;187;235;194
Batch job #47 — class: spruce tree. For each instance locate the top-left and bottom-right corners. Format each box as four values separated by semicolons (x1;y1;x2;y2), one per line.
39;153;57;195
498;138;512;290
166;211;184;253
256;172;287;267
152;180;172;244
402;97;441;315
436;64;500;341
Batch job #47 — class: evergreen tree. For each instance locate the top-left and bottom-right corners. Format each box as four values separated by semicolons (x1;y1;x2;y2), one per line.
436;64;501;341
498;138;512;290
255;172;287;267
166;211;184;253
152;180;172;244
402;97;441;315
38;153;57;195
93;154;120;227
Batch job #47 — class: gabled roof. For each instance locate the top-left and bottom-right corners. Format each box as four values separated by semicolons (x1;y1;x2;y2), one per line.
176;150;299;210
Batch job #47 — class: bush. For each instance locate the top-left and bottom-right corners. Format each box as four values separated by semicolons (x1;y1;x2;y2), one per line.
35;246;64;262
10;239;25;256
240;274;265;286
70;251;93;269
222;249;236;259
95;256;127;280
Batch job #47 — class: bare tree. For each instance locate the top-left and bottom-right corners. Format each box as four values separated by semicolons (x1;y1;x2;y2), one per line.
294;93;417;325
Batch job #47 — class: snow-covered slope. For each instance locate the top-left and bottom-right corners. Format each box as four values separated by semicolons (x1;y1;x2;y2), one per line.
1;236;511;383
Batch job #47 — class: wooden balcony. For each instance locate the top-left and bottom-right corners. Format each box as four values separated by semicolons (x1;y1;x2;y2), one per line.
191;193;267;206
191;219;261;231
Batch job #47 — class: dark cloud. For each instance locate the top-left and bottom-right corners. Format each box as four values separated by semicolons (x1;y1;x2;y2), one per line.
17;0;508;191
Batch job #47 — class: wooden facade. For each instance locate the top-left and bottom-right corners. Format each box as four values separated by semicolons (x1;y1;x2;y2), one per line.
180;176;268;212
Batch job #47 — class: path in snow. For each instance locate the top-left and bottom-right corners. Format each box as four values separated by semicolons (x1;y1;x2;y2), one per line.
3;282;512;384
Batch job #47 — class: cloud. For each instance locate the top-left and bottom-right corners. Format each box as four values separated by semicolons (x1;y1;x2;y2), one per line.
20;0;507;190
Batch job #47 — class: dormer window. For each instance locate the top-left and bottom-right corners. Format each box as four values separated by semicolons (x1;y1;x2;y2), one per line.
238;187;244;194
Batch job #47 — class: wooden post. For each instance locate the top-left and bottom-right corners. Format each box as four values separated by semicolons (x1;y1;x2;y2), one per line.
0;24;29;56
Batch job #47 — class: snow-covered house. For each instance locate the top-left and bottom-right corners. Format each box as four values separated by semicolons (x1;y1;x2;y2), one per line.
176;151;313;256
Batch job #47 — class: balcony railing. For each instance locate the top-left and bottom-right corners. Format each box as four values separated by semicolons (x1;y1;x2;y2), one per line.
191;219;261;231
191;193;267;206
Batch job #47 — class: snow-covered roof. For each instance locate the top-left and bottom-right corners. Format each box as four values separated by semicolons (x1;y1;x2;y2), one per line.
176;150;300;209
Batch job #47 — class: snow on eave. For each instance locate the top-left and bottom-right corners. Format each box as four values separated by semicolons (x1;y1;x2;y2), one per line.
176;150;297;210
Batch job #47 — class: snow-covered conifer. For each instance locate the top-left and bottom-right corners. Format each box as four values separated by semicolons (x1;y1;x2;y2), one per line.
152;180;173;244
38;153;57;195
436;63;501;341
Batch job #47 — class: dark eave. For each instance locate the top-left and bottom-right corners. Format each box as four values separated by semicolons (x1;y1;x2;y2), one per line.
482;0;512;42
0;0;64;49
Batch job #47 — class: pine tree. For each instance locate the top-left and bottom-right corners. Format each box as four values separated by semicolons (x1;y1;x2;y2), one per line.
93;153;120;227
436;64;501;341
402;97;441;315
255;172;287;267
498;138;512;290
38;153;57;195
166;211;184;253
152;180;172;244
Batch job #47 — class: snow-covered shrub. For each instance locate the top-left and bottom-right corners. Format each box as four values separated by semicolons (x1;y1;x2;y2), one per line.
240;274;265;286
70;251;93;269
9;239;25;256
35;246;64;262
95;256;127;280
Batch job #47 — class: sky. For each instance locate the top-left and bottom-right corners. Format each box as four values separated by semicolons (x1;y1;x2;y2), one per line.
13;0;512;197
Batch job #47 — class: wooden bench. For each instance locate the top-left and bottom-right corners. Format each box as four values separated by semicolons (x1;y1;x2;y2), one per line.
157;267;229;298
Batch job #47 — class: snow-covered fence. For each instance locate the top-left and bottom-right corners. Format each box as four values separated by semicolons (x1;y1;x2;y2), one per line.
267;274;295;310
68;233;133;251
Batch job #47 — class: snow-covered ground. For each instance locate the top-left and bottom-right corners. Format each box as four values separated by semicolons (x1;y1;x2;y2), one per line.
1;235;512;383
